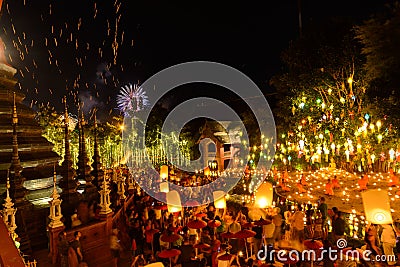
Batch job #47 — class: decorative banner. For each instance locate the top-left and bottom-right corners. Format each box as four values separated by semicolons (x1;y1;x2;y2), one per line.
255;182;273;209
362;189;392;224
213;190;226;209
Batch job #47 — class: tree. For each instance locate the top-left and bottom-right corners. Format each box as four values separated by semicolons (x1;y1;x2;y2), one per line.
270;18;395;171
355;2;400;126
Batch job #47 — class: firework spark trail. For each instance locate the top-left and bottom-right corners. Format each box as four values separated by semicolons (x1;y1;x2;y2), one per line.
2;0;130;116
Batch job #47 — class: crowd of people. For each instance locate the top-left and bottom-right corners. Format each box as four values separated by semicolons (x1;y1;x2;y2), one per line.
56;166;400;267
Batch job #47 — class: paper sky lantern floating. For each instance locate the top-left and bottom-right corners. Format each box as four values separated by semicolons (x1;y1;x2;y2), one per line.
255;182;273;209
160;165;169;180
160;182;169;193
167;190;182;213
362;189;393;225
213;190;226;209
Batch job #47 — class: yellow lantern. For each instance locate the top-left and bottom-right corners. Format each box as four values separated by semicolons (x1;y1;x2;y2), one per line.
376;120;382;130
213;190;226;209
362;189;392;225
204;167;210;177
160;182;169;193
160;165;168;180
167;190;182;213
255;182;273;209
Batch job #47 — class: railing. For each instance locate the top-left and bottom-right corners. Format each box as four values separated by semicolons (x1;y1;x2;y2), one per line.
24;259;37;267
112;189;135;225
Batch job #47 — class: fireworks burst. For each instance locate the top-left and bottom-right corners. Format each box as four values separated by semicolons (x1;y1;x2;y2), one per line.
117;83;149;116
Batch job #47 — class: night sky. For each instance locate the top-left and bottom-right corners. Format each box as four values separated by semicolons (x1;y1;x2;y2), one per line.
0;0;387;120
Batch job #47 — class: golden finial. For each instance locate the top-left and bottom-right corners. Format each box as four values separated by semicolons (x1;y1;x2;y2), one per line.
93;108;97;128
12;92;18;125
79;102;85;126
53;163;57;185
6;169;10;189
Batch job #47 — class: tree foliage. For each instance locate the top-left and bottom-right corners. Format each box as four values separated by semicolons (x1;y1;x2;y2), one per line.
270;17;397;169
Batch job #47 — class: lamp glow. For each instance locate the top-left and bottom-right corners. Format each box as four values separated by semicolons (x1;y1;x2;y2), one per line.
213;191;226;209
160;165;168;179
160;182;169;193
362;189;392;224
167;190;182;213
255;182;273;209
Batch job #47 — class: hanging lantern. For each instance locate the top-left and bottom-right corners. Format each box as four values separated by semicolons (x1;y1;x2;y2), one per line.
299;140;304;150
167;190;182;213
362;189;392;225
213;190;226;209
160;165;168;180
255;182;273;209
160;182;169;193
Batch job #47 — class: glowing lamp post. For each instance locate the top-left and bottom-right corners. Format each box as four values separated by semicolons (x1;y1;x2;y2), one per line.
362;189;392;225
213;191;226;209
167;190;182;213
255;182;273;209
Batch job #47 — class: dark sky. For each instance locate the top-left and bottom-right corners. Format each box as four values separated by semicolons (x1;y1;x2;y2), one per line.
0;0;387;120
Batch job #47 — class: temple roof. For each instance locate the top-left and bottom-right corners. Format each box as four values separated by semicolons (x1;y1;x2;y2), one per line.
197;120;243;145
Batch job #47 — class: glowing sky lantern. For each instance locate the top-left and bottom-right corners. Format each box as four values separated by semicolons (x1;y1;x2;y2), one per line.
362;189;392;225
255;182;273;209
213;190;227;209
160;182;169;193
167;190;182;213
160;165;168;180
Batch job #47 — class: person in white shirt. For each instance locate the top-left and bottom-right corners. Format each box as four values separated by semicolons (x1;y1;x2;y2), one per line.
289;205;305;243
380;224;399;266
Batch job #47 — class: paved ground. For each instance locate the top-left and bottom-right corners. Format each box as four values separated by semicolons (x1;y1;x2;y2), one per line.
33;249;132;267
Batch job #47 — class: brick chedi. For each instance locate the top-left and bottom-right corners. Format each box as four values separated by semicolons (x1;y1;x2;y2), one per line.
0;46;60;205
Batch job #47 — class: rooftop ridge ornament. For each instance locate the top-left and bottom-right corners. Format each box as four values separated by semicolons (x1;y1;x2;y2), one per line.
98;171;112;216
2;170;18;240
3;170;13;208
50;164;59;200
48;163;64;228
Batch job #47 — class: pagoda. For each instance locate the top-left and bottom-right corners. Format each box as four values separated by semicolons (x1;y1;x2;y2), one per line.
0;40;60;204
